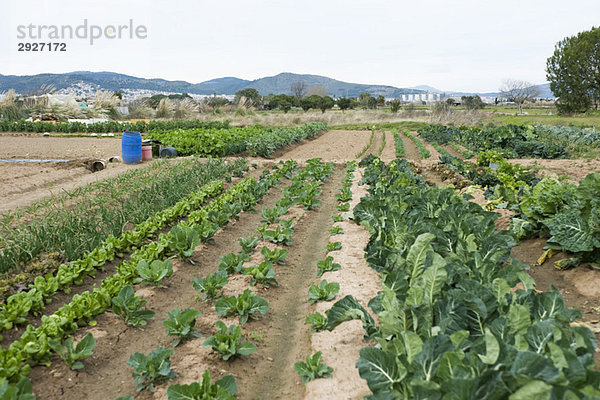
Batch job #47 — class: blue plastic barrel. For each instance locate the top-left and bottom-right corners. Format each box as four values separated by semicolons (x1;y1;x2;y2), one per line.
122;131;142;164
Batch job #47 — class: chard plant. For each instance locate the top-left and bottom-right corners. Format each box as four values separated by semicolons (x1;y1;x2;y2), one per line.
111;285;155;326
294;351;333;384
191;271;228;301
243;261;278;287
128;347;176;392
134;259;173;287
316;256;341;277
215;289;268;324
48;332;96;370
166;370;237;400
261;246;289;265
202;321;257;360
163;308;202;346
308;280;340;303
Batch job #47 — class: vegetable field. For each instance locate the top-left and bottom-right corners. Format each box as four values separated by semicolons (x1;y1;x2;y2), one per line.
0;123;599;399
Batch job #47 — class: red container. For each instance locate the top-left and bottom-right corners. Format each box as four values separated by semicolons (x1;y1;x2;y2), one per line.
141;146;152;161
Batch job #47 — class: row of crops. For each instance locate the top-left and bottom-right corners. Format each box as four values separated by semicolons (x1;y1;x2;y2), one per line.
146;122;327;158
434;150;600;269
0;159;304;395
418;124;577;159
323;156;599;399
0;119;230;133
0;158;249;276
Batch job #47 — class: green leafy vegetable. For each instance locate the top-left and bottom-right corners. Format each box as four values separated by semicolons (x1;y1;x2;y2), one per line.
316;256;341;277
135;259;173;287
308;280;340;303
163;308;202;347
192;271;228;301
305;313;328;332
294;351;333;384
166;370;237;400
243;261;278;287
203;321;257;360
111;285;155;326
48;332;96;370
260;246;289;265
128;347;176;392
215;289;268;324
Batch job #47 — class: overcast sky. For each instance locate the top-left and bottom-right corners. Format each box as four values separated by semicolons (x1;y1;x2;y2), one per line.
1;0;599;92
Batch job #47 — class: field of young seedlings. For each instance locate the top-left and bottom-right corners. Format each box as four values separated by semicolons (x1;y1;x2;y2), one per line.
0;121;599;399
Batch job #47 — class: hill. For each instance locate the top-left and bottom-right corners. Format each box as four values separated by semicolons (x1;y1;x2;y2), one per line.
0;71;424;97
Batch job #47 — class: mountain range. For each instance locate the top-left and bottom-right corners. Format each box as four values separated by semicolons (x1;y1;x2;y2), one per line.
0;71;554;98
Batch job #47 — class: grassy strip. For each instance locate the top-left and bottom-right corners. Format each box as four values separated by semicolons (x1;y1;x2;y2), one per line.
377;131;386;157
355;129;375;159
0;163;296;382
0;159;248;273
391;129;405;157
402;130;431;159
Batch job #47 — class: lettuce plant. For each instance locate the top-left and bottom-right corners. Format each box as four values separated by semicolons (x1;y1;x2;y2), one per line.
202;321;257;360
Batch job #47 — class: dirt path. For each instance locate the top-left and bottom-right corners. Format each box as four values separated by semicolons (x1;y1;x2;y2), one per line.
443;144;464;158
304;167;378;400
399;134;420;161
380;131;397;162
510;158;600;182
274;130;370;162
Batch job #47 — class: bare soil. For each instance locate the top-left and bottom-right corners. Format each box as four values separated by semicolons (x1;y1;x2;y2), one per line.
0;136;153;213
273;130;370;162
510;158;600;182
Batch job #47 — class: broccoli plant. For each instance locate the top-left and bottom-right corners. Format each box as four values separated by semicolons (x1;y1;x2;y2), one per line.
135;259;173;287
308;280;340;303
294;351;333;384
111;285;155;326
316;256;341;277
128;347;176;392
215;289;268;324
48;333;96;370
163;308;203;346
202;321;257;360
192;271;228;301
